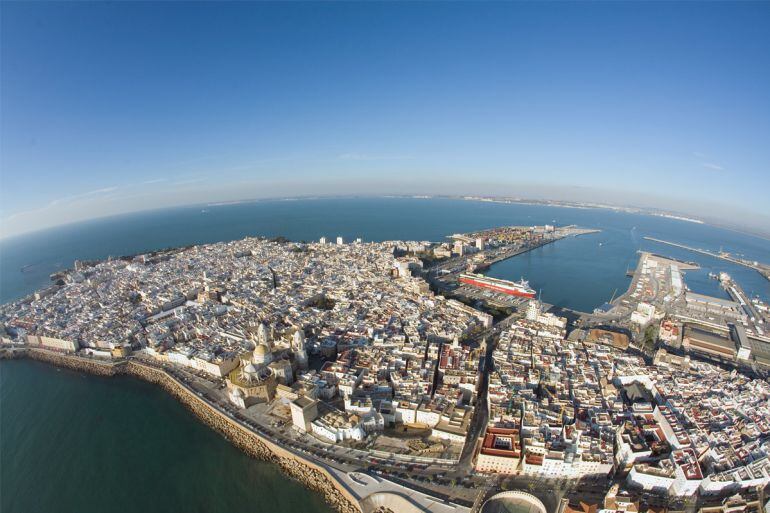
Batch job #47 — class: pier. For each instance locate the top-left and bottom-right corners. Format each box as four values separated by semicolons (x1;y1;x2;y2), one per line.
644;237;770;281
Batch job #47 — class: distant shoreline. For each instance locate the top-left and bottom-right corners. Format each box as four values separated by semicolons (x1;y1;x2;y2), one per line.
3;194;768;243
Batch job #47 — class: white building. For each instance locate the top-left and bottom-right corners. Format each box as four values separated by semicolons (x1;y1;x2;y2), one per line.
627;464;676;493
526;300;541;321
415;405;441;427
310;411;366;443
631;303;656;326
290;396;319;432
193;352;240;377
27;334;79;352
395;401;417;424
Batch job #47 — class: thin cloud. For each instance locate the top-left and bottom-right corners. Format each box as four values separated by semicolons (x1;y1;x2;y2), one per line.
692;152;726;172
47;186;120;207
173;177;207;185
86;186;118;195
142;178;167;184
3;185;123;231
338;153;414;161
225;156;301;172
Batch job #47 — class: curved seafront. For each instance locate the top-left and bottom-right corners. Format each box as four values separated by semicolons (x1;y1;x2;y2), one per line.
0;348;358;513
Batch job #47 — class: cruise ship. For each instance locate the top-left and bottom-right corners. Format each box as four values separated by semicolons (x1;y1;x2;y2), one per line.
458;273;536;298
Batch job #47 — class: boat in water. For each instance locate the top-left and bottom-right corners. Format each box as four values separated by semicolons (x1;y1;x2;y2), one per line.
458;272;536;298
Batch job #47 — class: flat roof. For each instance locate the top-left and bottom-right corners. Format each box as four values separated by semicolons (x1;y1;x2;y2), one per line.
685;292;739;309
293;396;316;408
684;326;735;349
745;336;770;359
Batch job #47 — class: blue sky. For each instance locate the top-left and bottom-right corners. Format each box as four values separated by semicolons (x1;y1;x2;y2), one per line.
2;2;769;236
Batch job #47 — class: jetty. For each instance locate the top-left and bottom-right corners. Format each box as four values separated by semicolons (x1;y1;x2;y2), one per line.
644;237;770;281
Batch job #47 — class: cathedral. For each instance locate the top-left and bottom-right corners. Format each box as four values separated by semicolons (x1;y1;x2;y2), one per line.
225;323;310;408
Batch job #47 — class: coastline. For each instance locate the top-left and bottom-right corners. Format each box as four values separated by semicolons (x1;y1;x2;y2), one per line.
5;194;769;248
0;347;362;513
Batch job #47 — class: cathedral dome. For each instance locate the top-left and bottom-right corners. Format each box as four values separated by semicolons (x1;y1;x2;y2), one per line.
253;343;273;365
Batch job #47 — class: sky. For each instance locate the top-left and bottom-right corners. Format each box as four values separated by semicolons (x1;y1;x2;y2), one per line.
1;2;769;237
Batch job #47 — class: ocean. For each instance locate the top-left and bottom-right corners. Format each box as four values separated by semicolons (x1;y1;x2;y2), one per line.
1;197;768;513
0;359;331;513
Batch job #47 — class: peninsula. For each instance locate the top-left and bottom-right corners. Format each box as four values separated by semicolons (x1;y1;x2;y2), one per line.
2;228;770;513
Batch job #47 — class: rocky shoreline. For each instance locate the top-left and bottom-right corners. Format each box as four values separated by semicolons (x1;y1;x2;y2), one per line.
1;348;362;513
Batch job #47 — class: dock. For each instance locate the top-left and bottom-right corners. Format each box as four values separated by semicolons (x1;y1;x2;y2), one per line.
429;226;600;311
643;237;770;281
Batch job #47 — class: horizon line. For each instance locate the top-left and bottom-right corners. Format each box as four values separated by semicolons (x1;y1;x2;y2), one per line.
2;193;769;244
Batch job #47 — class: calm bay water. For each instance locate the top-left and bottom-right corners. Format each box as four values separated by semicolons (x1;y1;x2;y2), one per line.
1;197;768;513
3;198;768;307
0;360;331;513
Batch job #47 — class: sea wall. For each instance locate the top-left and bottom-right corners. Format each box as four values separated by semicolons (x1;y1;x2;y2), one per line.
0;348;361;513
1;347;121;376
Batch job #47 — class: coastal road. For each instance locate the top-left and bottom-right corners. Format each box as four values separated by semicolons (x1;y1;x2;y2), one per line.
144;356;481;503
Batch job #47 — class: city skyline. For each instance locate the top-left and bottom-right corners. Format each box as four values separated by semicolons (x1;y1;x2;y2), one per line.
2;2;769;237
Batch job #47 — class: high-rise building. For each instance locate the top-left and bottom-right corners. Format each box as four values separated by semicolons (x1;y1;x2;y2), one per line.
526;300;541;321
319;236;327;244
336;236;344;245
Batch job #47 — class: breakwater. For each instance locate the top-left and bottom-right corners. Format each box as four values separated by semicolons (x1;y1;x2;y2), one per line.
0;348;361;513
643;236;770;281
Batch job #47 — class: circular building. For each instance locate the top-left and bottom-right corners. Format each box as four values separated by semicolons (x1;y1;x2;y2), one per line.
481;491;548;513
226;363;277;407
360;492;423;513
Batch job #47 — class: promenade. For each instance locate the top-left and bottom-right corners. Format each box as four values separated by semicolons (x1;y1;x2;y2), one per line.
0;346;475;513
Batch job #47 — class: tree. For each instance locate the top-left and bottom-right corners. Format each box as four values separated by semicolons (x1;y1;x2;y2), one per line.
642;324;658;353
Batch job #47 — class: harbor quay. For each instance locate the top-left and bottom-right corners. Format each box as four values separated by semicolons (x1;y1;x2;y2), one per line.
2;229;770;513
429;225;600;311
576;250;770;372
643;237;770;283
